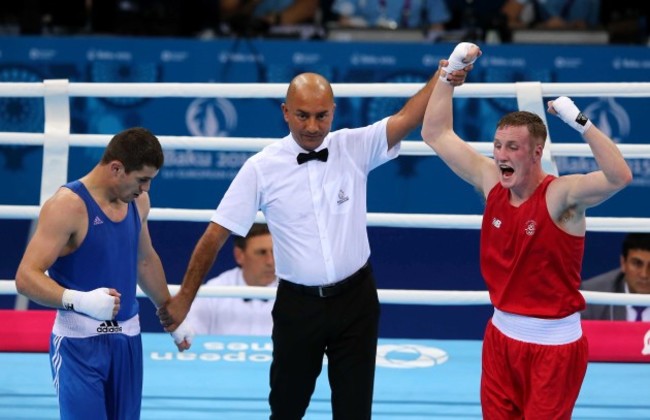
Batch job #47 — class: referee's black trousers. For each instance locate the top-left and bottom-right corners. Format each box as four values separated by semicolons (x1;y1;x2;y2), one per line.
269;263;380;420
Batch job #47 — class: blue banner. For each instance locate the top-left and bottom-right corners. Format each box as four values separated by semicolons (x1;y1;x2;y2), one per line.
1;37;648;214
1;37;648;338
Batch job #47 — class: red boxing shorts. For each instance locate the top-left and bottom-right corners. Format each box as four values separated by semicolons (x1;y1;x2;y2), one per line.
480;319;588;420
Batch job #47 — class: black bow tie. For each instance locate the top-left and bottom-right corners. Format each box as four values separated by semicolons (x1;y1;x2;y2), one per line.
297;148;328;165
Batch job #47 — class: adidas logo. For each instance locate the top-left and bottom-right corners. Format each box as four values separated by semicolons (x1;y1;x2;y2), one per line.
97;320;122;334
93;216;104;226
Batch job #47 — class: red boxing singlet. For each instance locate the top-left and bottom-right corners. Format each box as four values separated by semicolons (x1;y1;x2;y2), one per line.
480;175;585;318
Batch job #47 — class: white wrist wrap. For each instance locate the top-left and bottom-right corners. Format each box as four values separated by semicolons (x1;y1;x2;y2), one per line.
171;319;194;346
62;287;115;321
552;96;593;135
440;42;479;83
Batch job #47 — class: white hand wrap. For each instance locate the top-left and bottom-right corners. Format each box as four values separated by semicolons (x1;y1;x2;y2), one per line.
551;96;593;135
171;319;194;346
440;42;479;83
62;288;116;320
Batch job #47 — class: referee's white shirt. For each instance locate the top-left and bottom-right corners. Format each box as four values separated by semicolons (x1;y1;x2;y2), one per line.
211;117;398;286
185;267;277;336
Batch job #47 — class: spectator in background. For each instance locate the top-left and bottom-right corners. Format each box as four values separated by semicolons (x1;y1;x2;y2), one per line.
581;233;650;321
332;0;450;31
177;0;223;37
221;0;319;35
0;0;88;35
185;223;277;336
91;0;191;36
320;0;340;26
501;0;601;30
600;0;649;44
444;0;509;42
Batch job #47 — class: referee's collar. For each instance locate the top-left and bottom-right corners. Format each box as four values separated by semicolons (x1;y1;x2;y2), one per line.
285;133;331;155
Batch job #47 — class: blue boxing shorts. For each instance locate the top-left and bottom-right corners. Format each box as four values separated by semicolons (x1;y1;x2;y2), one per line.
50;312;143;420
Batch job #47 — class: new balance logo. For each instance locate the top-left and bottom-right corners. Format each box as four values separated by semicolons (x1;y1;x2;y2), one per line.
93;216;104;226
97;320;122;334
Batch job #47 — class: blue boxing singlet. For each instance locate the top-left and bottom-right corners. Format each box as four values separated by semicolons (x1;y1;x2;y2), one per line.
48;180;141;320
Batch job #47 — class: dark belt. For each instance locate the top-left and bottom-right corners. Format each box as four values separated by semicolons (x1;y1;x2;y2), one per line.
280;262;371;298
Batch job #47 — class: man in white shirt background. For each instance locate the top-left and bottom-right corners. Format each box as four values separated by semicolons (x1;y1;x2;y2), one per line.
185;223;277;336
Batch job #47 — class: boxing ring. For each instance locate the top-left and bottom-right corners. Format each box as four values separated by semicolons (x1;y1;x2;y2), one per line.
1;80;650;419
2;334;649;419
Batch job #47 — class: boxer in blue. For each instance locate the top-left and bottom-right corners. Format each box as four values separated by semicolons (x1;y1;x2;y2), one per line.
16;127;194;420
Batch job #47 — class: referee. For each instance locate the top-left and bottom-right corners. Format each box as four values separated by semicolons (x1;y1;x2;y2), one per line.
158;64;472;419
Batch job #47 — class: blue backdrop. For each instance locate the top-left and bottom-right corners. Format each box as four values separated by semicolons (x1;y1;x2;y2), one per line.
1;36;648;339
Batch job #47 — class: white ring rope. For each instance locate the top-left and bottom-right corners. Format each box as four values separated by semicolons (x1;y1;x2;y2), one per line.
0;280;649;306
2;81;650;98
2;133;650;158
1;206;648;233
1;81;648;307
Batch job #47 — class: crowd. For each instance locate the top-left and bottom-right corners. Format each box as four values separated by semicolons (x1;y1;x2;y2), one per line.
0;0;647;43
